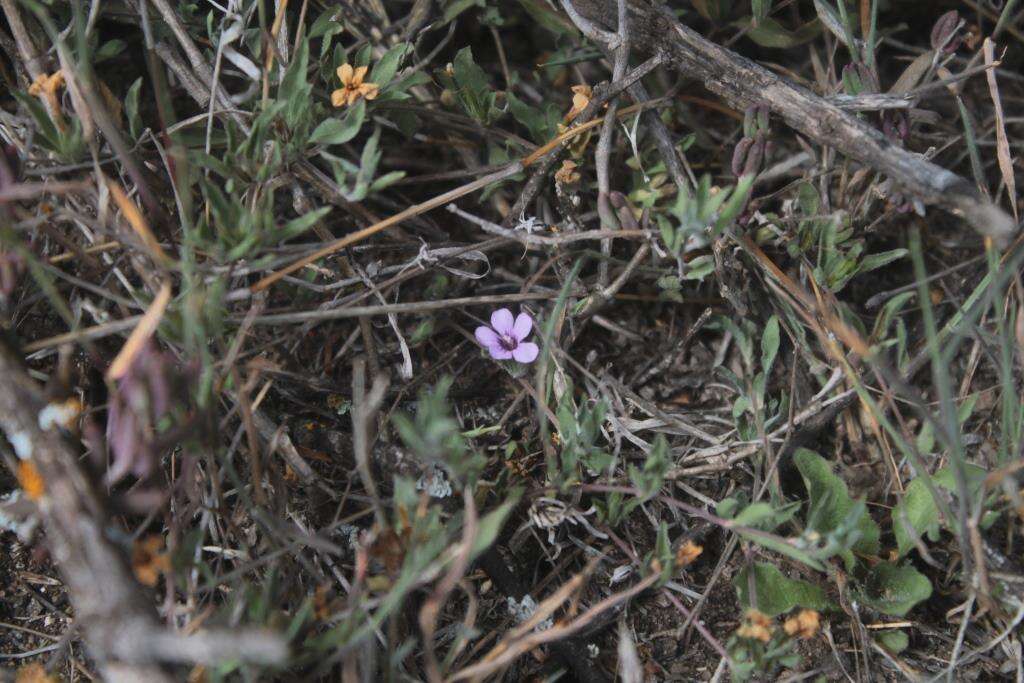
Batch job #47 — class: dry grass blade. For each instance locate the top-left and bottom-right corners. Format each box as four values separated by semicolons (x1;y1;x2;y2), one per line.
983;38;1018;221
451;569;659;681
106;281;171;380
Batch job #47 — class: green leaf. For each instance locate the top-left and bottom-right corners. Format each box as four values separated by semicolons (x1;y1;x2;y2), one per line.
309;8;344;58
683;255;716;281
762;315;780;374
95;38;126;62
716;496;741;519
876;630;909;654
752;0;772;22
443;0;484;22
469;490;521;558
370;43;408;88
650;521;675;584
14;91;60;151
737;17;822;48
793;448;880;564
628;434;670;500
812;0;854;48
508;93;560;144
125;78;143;140
310;100;366;145
369;170;406;192
515;0;579;35
279;38;310;106
309;8;342;38
859;249;908;275
384;70;433;101
892;464;988;557
796;182;820;216
734;562;829;617
450;47;498;124
741;502;800;530
871;291;915;342
282;207;331;240
860;562;932;616
392;377;485;484
713;173;755;234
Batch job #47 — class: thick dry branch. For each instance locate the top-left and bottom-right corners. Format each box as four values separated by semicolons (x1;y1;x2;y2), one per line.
569;0;1016;243
0;341;288;680
0;341;175;682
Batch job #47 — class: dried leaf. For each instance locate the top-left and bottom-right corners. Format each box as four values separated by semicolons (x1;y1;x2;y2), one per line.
983;39;1017;221
107;281;172;381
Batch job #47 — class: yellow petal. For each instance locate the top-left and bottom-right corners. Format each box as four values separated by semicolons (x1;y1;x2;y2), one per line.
353;65;369;85
28;74;47;96
331;89;346;107
337;63;354;84
45;71;66;93
362;84;380;100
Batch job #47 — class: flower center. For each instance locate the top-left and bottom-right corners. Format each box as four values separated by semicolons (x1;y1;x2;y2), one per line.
498;334;518;351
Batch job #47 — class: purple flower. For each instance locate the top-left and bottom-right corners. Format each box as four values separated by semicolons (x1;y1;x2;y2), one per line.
105;342;188;484
475;308;539;363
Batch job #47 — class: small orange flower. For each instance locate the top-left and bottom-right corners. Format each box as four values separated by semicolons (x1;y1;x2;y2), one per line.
737;609;774;643
28;71;67;131
28;71;65;98
17;461;45;501
563;84;592;122
554;160;581;185
132;535;171;587
783;609;820;639
331;64;379;108
675;540;703;567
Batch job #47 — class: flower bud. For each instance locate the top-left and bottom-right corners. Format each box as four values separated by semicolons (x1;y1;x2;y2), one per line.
732;134;767;178
931;11;962;54
731;137;754;177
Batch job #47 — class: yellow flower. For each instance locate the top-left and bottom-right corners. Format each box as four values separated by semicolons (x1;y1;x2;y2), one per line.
331;64;379;108
783;609;820;639
675;540;703;567
737;609;774;643
132;534;171;587
27;71;64;98
17;460;45;501
554;159;581;185
28;71;67;131
563;84;592;122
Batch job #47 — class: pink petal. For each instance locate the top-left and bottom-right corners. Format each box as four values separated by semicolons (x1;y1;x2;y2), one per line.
512;312;533;341
490;308;514;336
512;342;539;363
475;325;499;348
489;346;513;360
